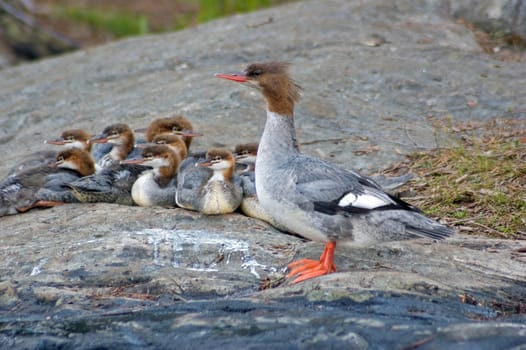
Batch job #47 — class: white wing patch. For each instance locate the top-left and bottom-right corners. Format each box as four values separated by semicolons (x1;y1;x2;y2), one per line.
352;194;389;209
338;188;392;209
338;193;356;207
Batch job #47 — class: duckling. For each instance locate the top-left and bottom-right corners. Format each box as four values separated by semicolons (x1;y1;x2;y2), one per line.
176;148;242;215
121;145;180;207
45;129;92;152
67;124;150;205
91;123;138;169
7;129;92;177
234;143;264;218
136;115;202;150
234;142;258;174
137;133;188;161
0;149;95;216
66;162;147;205
233;143;289;230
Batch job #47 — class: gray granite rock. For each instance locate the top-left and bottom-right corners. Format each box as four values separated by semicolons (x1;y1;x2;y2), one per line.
0;0;525;348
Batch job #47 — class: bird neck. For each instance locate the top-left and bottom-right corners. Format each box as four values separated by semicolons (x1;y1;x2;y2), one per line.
209;166;232;183
153;158;177;186
63;158;95;177
257;110;299;168
81;157;96;176
109;140;132;161
155;164;174;178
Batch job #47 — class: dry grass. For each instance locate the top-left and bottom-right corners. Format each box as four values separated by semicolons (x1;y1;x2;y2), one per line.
382;118;526;238
457;18;526;62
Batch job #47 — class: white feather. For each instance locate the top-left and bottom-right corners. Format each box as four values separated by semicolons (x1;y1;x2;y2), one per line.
338;193;356;207
338;188;392;210
352;194;389;209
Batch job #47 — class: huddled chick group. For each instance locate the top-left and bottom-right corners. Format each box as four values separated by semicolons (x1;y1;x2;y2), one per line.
0;115;264;222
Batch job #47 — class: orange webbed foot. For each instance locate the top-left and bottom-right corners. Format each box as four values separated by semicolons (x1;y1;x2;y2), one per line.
16;200;65;213
32;200;65;208
286;242;337;284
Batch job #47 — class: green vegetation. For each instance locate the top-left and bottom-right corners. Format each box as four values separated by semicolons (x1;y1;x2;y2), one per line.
50;0;291;39
197;0;273;23
54;7;148;38
383;119;526;238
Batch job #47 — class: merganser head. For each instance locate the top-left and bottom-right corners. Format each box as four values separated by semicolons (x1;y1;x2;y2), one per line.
150;134;188;160
91;123;135;146
198;148;236;179
233;142;258;166
91;123;135;160
55;149;96;176
45;129;92;152
215;62;302;115
138;115;202;148
122;145;180;176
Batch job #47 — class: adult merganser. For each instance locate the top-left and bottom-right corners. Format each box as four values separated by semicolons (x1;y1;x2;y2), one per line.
216;62;454;283
232;142;406;230
136;115;203;150
0;149;95;216
176;148;242;215
121;145;180;207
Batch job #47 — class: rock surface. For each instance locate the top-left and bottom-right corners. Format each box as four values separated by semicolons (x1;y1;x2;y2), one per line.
0;0;525;348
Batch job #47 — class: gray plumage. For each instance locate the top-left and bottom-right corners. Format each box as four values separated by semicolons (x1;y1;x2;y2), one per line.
68;164;147;205
219;62;454;246
176;149;242;215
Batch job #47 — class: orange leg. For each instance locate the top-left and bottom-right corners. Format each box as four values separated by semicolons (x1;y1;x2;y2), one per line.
16;200;64;213
286;241;337;284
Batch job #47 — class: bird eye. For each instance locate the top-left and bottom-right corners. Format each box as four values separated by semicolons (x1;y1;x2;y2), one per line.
57;156;64;162
172;126;181;132
242;150;249;155
67;136;74;141
214;156;221;161
252;69;261;76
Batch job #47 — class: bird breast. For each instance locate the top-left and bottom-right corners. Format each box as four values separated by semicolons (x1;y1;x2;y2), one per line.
199;181;240;215
131;172;159;207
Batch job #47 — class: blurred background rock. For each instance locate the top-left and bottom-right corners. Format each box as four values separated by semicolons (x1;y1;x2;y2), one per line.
0;0;525;70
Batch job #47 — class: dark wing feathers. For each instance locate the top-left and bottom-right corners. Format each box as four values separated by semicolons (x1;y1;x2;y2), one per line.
290;155;419;215
288;155;454;240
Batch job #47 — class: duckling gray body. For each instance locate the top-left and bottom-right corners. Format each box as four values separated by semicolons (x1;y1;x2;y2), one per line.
176;149;242;215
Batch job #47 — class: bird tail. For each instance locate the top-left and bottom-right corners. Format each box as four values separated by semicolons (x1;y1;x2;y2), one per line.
405;221;455;240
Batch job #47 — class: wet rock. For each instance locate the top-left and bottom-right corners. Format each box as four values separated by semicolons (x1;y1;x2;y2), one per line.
0;0;525;348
